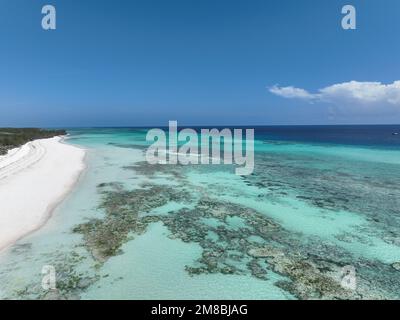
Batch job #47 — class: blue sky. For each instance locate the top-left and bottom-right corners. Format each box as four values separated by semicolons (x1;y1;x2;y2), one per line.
1;0;399;126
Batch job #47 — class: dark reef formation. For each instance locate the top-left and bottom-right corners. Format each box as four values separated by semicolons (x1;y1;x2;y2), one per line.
69;150;400;299
73;183;191;262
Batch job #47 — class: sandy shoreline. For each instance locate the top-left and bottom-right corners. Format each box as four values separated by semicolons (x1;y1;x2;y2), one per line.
0;136;86;252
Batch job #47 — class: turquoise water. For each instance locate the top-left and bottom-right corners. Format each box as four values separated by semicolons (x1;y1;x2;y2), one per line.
1;127;400;299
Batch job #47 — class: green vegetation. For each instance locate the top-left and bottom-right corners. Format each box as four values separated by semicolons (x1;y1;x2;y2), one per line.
0;128;66;155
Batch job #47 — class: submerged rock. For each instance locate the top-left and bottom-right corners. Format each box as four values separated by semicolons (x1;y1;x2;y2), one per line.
73;184;192;262
248;247;284;258
391;262;400;271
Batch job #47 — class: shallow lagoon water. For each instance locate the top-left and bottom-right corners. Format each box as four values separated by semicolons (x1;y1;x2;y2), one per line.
81;223;292;300
1;127;400;299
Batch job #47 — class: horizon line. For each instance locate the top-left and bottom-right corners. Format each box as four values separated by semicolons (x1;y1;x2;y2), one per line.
2;123;400;129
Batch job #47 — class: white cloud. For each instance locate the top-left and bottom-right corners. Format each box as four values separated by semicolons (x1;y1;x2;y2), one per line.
269;85;315;100
269;81;400;112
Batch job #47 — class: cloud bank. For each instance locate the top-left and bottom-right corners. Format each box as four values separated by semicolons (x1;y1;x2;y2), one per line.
269;81;400;115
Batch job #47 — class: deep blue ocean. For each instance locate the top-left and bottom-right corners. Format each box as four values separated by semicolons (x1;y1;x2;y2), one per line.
69;125;400;149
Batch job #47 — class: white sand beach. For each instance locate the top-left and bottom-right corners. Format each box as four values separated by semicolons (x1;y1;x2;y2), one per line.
0;137;85;252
